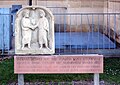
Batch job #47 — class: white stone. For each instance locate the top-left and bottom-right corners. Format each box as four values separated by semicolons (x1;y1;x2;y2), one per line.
15;6;54;54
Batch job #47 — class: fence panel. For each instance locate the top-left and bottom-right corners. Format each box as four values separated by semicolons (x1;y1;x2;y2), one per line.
0;12;120;56
54;13;120;55
0;8;11;52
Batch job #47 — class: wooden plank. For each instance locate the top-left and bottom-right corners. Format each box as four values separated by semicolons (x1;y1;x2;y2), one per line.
3;8;11;49
0;8;4;50
0;8;11;50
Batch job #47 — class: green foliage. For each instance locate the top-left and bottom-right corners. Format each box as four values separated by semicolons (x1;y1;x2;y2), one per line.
100;58;120;84
0;58;120;84
0;58;17;84
24;74;93;82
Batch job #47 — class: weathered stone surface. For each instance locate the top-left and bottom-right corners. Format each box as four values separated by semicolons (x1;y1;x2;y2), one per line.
15;6;54;54
14;55;103;74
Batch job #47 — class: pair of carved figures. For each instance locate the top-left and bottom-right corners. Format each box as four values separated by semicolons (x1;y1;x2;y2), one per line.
15;6;54;54
21;9;49;49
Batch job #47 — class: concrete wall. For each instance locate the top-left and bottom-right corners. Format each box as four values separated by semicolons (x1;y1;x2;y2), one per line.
0;0;104;13
36;0;105;32
35;0;104;13
0;0;29;8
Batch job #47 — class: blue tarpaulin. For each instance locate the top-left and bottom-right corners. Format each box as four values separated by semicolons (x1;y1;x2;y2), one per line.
55;32;116;49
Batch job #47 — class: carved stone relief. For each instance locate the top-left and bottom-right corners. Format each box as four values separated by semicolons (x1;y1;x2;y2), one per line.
15;6;54;54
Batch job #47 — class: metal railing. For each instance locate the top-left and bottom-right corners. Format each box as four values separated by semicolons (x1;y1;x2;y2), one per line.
54;13;120;55
0;13;120;57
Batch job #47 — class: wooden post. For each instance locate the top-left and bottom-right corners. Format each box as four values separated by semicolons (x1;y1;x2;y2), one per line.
94;73;99;85
18;74;24;85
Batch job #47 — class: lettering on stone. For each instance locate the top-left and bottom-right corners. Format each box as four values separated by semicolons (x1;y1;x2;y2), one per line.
14;55;103;74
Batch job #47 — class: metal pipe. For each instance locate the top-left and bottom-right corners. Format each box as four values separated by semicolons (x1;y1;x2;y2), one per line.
29;0;32;6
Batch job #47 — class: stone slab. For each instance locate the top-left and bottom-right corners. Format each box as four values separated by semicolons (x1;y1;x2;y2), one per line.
14;55;103;74
15;6;54;54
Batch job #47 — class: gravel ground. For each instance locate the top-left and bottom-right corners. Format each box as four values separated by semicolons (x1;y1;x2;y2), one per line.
8;81;120;85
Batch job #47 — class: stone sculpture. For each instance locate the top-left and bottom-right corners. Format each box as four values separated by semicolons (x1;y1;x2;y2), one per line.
37;9;49;49
15;6;54;54
21;10;37;49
